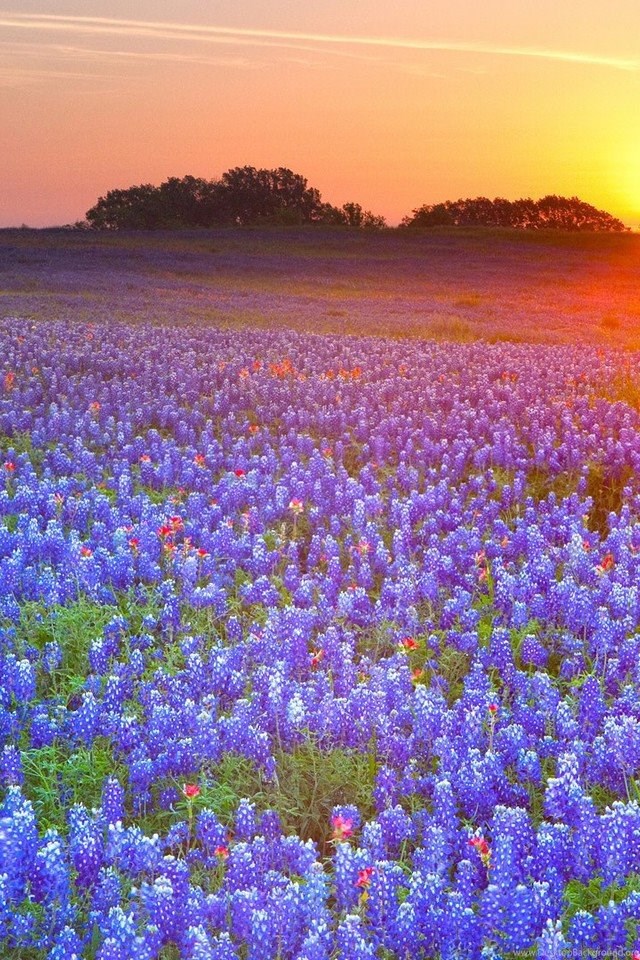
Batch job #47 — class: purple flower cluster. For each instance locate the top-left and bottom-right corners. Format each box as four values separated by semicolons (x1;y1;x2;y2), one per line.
2;316;640;956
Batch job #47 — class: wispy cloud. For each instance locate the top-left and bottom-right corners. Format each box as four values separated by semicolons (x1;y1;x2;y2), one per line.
1;11;638;73
0;38;263;72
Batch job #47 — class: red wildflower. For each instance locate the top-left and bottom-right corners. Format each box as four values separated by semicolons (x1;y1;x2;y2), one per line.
400;637;419;651
234;468;246;478
598;553;615;573
214;845;230;859
469;835;491;866
129;538;140;551
310;649;324;668
158;525;173;539
3;372;15;392
139;454;151;463
356;867;374;888
488;703;498;715
4;461;15;472
80;546;92;557
194;454;206;467
331;814;354;841
182;783;200;799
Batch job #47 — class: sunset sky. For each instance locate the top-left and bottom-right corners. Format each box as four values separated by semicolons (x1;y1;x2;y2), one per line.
1;0;639;227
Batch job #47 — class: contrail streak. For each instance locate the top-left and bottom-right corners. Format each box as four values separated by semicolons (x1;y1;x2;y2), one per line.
0;12;637;72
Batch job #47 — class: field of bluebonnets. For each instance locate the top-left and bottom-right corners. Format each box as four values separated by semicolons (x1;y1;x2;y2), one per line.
2;229;640;959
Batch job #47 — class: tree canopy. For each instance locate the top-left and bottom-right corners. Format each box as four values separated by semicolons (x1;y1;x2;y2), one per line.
401;195;627;231
85;173;628;232
85;167;387;230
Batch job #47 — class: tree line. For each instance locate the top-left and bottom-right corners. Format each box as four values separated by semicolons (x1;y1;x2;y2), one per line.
401;195;626;231
84;168;386;230
83;167;628;232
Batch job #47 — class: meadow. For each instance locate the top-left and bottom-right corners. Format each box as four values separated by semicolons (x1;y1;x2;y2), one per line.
1;228;640;958
2;226;640;345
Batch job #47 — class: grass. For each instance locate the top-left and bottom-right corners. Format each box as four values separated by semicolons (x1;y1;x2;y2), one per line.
602;368;640;410
564;874;640;919
15;598;119;701
153;743;378;856
426;316;475;342
583;461;632;536
21;739;126;832
452;292;484;308
4;226;640;346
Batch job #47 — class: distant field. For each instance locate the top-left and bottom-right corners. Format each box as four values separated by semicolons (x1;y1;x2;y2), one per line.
1;226;639;345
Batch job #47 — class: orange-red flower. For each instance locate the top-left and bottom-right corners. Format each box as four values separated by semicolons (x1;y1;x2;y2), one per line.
469;835;491;866
355;867;374;888
400;637;419;651
597;553;615;573
331;813;354;841
182;783;200;799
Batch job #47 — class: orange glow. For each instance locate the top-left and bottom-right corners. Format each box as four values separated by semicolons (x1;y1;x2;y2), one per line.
1;4;639;227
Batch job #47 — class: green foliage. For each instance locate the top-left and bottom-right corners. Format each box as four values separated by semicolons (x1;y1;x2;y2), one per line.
271;741;377;853
564;874;640;918
583;461;632;536
606;369;640;410
426;316;475;343
355;620;398;662
525;465;580;504
21;739;125;832
176;743;377;856
437;646;472;705
14;598;118;701
342;440;365;478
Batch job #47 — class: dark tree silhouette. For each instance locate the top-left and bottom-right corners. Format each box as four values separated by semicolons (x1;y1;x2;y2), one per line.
86;184;164;230
402;195;627;231
85;169;387;230
213;166;323;224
